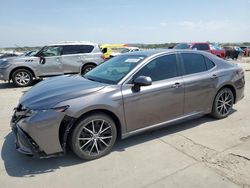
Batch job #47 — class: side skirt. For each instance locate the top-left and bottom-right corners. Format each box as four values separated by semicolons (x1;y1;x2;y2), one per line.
121;112;205;139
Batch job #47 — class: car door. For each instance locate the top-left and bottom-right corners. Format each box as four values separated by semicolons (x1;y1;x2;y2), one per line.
37;46;63;76
122;54;184;132
61;45;95;74
178;52;218;114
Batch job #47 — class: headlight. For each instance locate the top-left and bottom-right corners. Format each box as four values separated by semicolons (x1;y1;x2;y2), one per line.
26;105;69;116
0;60;11;68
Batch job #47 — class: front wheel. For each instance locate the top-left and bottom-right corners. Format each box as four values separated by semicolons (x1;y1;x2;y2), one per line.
70;113;117;160
12;69;33;87
211;88;234;119
81;64;96;75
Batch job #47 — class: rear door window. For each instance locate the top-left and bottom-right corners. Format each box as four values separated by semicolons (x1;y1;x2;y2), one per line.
204;57;215;70
181;53;207;75
62;45;94;55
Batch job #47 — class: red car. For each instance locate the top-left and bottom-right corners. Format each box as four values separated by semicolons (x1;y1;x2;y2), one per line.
240;46;250;57
174;42;226;59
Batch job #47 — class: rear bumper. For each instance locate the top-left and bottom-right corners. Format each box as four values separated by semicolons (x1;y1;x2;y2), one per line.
235;74;245;103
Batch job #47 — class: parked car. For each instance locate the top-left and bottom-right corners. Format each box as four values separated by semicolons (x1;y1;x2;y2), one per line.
174;42;226;59
0;53;19;59
22;50;40;57
223;46;244;60
240;46;250;57
11;50;245;160
110;47;140;58
0;41;104;87
100;44;128;59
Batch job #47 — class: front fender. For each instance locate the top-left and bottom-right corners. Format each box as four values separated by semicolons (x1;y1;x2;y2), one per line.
8;64;38;80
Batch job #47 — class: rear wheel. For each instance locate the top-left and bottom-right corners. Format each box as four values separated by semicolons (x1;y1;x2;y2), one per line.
211;88;234;119
12;69;33;87
81;64;96;75
70;113;117;160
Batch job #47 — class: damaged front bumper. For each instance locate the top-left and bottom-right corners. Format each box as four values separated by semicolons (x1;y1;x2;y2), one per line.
11;104;76;158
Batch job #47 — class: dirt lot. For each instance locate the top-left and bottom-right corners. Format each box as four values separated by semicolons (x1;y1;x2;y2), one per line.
0;61;250;188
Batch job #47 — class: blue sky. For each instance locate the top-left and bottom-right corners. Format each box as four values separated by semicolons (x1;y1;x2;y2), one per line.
0;0;250;47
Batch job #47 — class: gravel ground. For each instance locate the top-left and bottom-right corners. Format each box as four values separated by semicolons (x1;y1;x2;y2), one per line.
0;60;250;188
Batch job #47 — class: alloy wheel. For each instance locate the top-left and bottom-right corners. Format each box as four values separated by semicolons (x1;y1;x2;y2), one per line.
216;90;233;116
78;119;113;156
15;71;31;86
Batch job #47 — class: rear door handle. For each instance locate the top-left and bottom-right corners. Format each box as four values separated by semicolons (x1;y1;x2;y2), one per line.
171;82;182;88
211;74;218;79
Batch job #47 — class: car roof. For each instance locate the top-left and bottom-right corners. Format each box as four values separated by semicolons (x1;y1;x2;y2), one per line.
191;42;209;44
48;41;98;46
119;49;210;57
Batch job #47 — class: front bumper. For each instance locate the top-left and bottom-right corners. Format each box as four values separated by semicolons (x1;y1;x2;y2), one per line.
10;105;76;158
0;68;9;81
12;123;44;157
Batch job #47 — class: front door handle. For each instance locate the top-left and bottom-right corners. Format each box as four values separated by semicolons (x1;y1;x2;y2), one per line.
211;74;218;80
171;82;182;88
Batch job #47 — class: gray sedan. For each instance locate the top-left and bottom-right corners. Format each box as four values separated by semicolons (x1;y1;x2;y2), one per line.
11;50;245;160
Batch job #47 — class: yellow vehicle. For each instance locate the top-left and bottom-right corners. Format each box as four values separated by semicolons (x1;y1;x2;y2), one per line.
100;44;128;59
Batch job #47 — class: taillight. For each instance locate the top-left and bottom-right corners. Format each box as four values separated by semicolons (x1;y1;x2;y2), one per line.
101;55;106;61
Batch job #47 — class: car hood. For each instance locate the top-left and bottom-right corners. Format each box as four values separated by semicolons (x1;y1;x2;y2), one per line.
20;75;107;110
3;56;38;64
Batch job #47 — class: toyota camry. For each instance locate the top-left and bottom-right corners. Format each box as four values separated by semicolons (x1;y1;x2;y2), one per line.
11;50;245;160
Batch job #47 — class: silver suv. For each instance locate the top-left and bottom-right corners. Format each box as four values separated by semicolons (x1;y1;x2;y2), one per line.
0;41;104;87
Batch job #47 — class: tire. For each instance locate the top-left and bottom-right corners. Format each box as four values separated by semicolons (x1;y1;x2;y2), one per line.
70;113;117;160
211;88;234;119
12;69;33;87
81;64;96;75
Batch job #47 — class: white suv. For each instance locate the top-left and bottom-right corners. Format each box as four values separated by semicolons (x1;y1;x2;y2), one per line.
0;41;104;87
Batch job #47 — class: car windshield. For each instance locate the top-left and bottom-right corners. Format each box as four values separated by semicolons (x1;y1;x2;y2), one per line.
210;44;222;50
84;55;146;84
121;48;130;53
174;43;191;49
111;48;127;53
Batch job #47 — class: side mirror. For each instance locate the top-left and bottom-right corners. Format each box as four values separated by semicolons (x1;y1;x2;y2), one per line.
133;76;152;86
39;56;46;64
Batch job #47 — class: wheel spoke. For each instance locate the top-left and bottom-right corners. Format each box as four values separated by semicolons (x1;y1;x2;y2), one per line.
225;98;232;103
89;140;95;154
98;120;105;134
99;136;112;140
95;141;99;154
78;137;92;141
217;104;223;109
92;120;96;133
83;126;94;134
99;126;111;134
218;100;223;103
223;105;228;114
99;138;109;147
80;139;92;149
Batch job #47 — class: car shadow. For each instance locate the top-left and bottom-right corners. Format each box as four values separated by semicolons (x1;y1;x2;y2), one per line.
0;82;17;89
0;80;41;89
1;113;236;177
